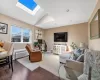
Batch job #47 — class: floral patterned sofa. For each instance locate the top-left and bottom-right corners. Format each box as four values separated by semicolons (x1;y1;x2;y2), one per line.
64;50;100;80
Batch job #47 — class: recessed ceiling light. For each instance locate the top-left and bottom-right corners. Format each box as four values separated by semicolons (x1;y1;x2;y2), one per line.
66;9;69;12
70;20;72;22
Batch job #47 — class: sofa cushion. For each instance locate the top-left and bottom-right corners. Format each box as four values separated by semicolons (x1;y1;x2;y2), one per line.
59;53;71;59
59;52;72;63
73;49;83;60
0;51;8;58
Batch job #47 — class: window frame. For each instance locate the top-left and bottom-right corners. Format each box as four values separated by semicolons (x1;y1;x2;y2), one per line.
16;1;40;16
11;25;32;43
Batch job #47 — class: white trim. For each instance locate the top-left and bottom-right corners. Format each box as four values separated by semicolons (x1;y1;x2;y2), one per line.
29;30;32;43
16;2;40;15
21;28;23;43
11;42;32;44
11;25;32;43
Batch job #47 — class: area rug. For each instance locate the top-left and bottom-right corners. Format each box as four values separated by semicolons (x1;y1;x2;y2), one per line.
17;54;60;76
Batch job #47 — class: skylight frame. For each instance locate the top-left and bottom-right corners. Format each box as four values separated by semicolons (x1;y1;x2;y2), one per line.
16;1;40;15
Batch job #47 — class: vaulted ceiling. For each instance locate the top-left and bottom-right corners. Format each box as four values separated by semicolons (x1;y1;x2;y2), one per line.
0;0;96;29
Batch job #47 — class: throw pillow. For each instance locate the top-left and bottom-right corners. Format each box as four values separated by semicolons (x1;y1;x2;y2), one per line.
73;49;83;60
76;54;84;62
69;52;75;60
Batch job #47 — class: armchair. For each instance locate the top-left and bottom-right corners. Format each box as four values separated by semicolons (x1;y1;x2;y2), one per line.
25;44;42;62
64;57;85;80
65;60;84;73
0;42;14;71
59;51;73;63
64;50;100;80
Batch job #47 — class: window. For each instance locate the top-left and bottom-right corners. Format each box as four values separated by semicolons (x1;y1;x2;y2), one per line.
11;26;21;42
18;0;37;11
11;25;31;43
16;0;40;15
23;29;30;42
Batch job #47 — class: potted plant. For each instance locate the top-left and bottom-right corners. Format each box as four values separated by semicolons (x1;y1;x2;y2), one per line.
70;42;78;50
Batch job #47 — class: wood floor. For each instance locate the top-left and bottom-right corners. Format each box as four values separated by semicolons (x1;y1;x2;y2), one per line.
0;61;61;80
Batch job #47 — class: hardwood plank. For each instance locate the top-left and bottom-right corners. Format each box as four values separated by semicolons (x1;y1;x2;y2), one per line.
0;61;61;80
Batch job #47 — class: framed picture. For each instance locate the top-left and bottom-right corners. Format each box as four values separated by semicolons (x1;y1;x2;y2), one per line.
90;9;100;39
0;22;8;34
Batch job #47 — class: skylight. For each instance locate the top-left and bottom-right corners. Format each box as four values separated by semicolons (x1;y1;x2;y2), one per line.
16;0;40;15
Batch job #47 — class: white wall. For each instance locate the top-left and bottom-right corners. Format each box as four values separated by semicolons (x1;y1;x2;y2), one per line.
0;13;44;50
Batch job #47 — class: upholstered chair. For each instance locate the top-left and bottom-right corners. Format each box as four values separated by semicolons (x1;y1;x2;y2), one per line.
0;42;14;71
25;44;42;62
64;50;100;80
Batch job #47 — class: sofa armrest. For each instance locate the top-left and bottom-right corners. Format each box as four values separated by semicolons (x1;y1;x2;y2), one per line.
64;60;84;73
62;51;74;54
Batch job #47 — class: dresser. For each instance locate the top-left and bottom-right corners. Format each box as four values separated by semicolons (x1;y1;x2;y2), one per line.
53;44;66;55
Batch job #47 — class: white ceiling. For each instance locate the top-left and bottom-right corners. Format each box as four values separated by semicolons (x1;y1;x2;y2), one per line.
0;0;96;29
0;0;46;27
